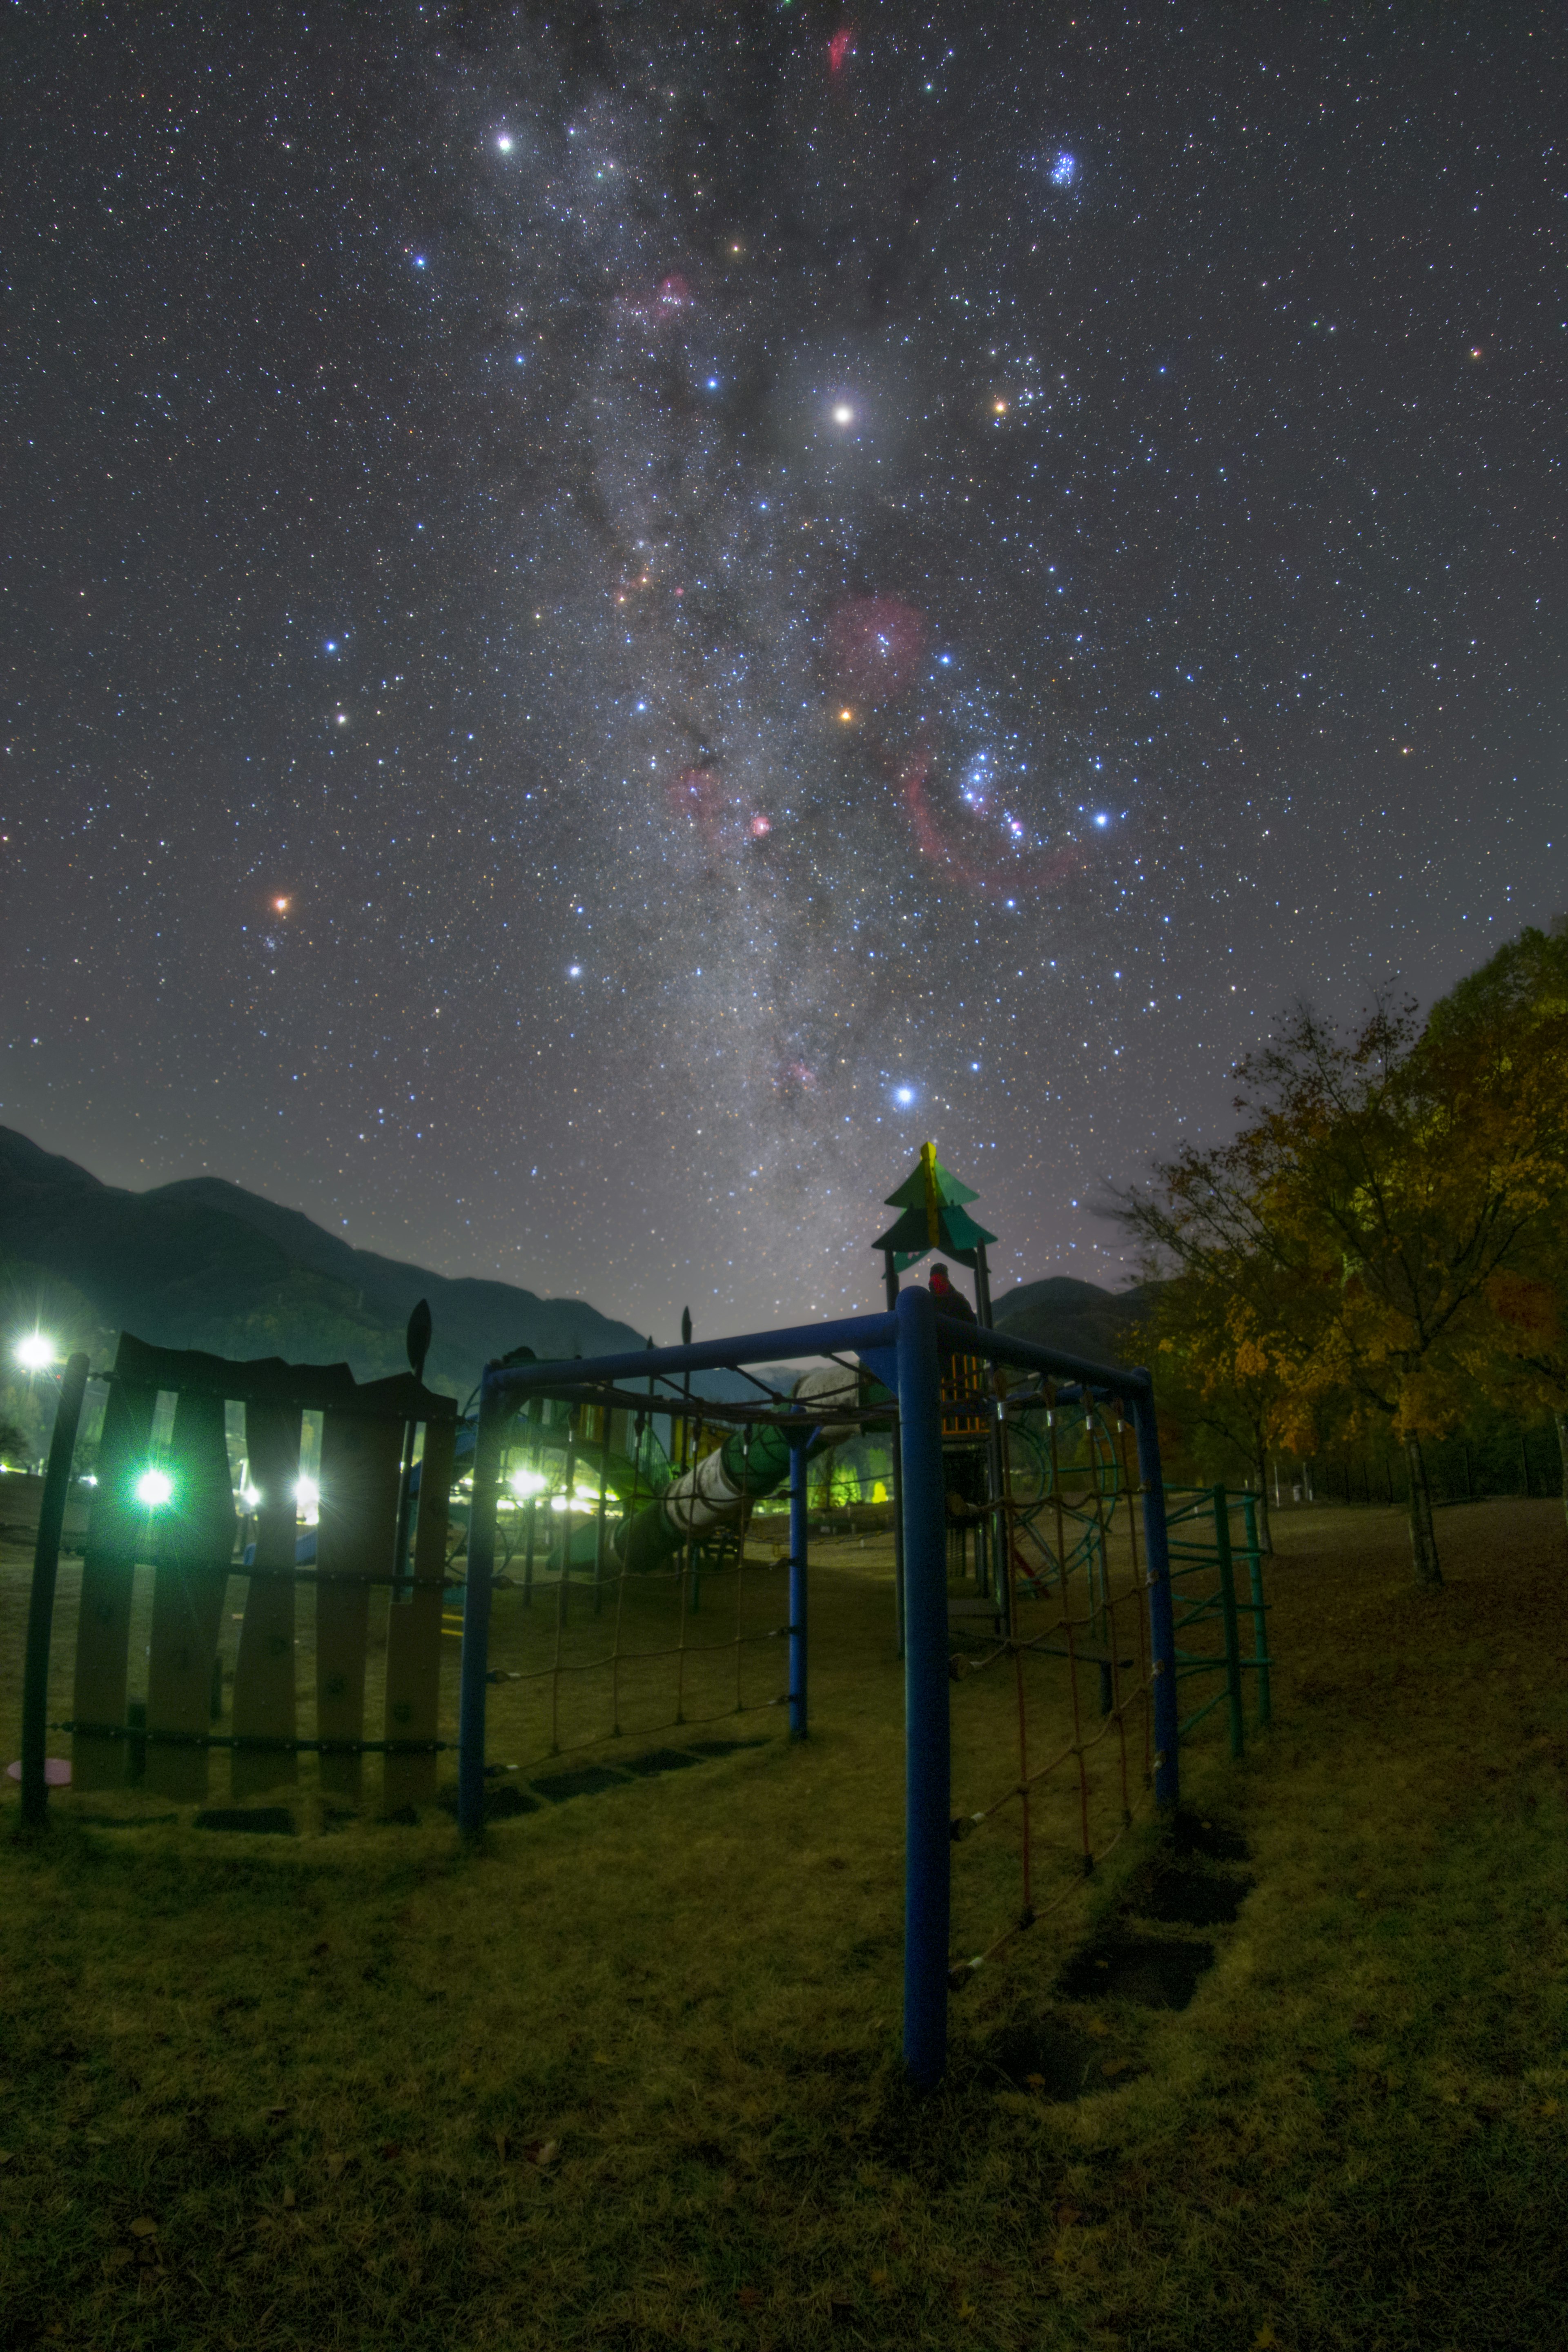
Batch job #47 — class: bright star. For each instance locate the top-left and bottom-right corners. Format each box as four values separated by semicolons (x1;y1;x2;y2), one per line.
1050;151;1078;187
831;403;855;426
496;134;513;153
894;1086;915;1107
1094;812;1109;826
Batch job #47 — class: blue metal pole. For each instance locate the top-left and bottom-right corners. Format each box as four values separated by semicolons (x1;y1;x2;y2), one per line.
1131;1383;1179;1809
788;1430;809;1740
897;1283;950;2090
457;1374;507;1835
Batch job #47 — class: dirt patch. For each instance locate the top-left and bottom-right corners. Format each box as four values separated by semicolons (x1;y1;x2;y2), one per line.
1057;1932;1216;2009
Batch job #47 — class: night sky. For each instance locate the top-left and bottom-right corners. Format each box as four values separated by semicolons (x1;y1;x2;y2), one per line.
7;3;1565;1343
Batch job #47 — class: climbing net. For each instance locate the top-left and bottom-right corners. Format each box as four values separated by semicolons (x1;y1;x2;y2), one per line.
942;1364;1159;1984
459;1359;866;1783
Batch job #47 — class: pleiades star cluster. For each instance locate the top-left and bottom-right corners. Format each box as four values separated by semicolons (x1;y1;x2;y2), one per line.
6;3;1564;1338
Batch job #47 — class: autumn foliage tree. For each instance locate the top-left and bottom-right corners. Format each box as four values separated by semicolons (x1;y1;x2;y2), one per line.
1110;961;1568;1590
1423;919;1568;1526
1129;1261;1317;1554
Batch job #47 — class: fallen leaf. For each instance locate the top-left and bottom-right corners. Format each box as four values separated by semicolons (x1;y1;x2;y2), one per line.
1055;2206;1084;2230
281;2186;295;2209
325;2154;347;2180
263;2106;288;2121
494;2129;509;2161
1082;2016;1111;2040
869;2267;890;2288
1101;2056;1130;2079
956;2300;976;2319
522;2137;559;2167
381;2142;403;2160
1252;2328;1277;2350
0;2152;11;2166
108;2247;134;2269
737;2286;763;2310
592;2051;612;2066
1025;2072;1046;2091
1539;2100;1561;2119
129;2216;158;2238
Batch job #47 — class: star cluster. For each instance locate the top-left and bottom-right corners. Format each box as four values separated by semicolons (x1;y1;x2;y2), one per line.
5;4;1565;1337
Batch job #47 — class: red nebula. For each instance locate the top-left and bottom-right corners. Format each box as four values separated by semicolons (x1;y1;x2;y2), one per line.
617;272;694;331
827;27;854;76
825;596;927;706
898;737;1079;899
667;767;773;856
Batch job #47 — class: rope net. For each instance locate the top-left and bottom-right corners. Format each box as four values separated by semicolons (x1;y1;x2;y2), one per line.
457;1365;845;1777
940;1361;1158;1986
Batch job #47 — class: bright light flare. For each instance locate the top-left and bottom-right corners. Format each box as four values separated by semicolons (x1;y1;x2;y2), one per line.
240;1484;261;1511
14;1333;56;1373
508;1468;547;1499
137;1468;174;1510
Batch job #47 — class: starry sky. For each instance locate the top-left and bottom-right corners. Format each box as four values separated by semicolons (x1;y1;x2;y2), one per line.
6;2;1566;1345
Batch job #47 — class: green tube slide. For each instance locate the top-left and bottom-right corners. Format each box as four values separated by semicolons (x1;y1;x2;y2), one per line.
612;1367;862;1573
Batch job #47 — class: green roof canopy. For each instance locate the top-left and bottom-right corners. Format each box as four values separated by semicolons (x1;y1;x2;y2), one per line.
872;1142;998;1273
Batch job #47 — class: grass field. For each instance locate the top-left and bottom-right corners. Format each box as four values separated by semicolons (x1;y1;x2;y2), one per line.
2;1500;1565;2350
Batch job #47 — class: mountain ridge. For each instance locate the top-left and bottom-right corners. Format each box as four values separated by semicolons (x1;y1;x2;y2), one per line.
0;1126;647;1394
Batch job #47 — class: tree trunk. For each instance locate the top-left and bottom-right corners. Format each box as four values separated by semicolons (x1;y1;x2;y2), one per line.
1557;1414;1568;1539
1252;1439;1274;1552
1404;1433;1443;1590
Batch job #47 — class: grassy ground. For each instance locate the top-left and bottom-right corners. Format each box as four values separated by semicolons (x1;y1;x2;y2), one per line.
1;1501;1565;2350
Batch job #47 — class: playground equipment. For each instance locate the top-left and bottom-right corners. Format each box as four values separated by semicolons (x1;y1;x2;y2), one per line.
14;1148;1273;2093
458;1281;1240;2087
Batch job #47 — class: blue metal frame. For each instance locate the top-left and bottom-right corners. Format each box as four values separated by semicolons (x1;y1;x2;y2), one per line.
787;1430;810;1741
457;1299;1172;2087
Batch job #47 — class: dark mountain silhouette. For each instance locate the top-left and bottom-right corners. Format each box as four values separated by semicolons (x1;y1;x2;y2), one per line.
0;1127;646;1396
992;1273;1152;1369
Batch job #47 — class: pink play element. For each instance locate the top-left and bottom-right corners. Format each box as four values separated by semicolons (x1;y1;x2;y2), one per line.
7;1757;71;1786
825;596;927;705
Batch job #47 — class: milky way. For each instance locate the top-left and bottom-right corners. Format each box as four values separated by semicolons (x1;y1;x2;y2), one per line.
7;5;1565;1340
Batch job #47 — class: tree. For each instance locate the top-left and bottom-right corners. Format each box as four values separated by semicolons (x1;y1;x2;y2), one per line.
1110;988;1568;1590
1129;1267;1319;1553
1423;919;1568;1528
